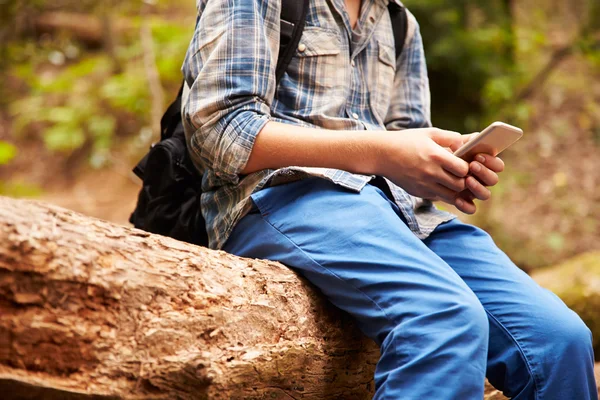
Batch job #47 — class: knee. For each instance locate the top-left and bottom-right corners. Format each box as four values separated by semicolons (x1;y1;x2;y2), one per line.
554;312;593;356
454;294;490;344
535;308;594;364
532;310;597;395
400;290;489;346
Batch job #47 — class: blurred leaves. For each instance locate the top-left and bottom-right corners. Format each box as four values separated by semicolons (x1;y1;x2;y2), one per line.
5;6;193;164
0;141;17;165
0;181;44;198
404;0;599;133
404;0;518;132
43;124;86;151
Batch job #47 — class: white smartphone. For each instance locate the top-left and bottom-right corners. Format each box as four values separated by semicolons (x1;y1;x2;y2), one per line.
453;121;523;161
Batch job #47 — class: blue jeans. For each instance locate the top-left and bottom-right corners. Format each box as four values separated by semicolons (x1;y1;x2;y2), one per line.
223;177;597;399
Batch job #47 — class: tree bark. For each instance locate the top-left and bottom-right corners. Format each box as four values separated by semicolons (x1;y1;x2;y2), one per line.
0;195;514;399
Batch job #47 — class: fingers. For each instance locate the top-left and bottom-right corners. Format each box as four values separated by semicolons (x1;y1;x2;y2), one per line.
425;185;477;215
465;175;491;200
474;154;504;173
432;185;477;214
428;130;471;178
460;190;477;202
450;132;477;153
428;128;464;150
435;170;466;192
470;160;499;187
431;183;460;205
455;191;477;214
435;149;469;178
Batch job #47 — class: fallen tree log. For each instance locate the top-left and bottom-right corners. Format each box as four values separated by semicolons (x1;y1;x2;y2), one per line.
0;195;527;399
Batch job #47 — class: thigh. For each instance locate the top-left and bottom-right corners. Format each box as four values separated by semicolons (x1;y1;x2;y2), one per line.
224;178;481;345
423;218;588;395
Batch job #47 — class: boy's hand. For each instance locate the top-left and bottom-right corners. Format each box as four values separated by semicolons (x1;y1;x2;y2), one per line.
448;133;505;214
455;153;505;213
377;128;472;212
378;129;505;215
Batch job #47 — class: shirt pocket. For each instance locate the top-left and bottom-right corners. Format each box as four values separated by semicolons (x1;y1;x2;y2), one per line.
282;26;346;111
370;39;396;124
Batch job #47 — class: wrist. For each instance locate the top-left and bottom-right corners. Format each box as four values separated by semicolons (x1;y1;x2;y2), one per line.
361;130;391;176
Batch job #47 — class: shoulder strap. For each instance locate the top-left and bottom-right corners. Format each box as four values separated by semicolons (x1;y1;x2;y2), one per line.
276;0;310;82
161;83;184;141
388;3;409;60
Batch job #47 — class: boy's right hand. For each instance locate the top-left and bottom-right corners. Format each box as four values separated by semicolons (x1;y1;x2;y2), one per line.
375;128;474;214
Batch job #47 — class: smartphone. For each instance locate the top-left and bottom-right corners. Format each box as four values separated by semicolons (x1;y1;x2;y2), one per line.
453;121;523;161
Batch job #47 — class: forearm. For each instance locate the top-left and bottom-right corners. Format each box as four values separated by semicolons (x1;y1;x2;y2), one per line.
241;121;386;175
241;121;482;214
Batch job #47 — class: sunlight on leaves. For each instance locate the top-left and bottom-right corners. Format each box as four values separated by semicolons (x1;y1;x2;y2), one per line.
0;141;17;165
43;125;86;152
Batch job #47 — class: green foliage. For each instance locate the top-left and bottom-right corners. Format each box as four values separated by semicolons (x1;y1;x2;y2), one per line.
100;72;150;115
9;61;122;156
404;0;518;132
0;181;44;198
150;17;193;85
5;4;193;165
0;141;17;165
44;125;86;152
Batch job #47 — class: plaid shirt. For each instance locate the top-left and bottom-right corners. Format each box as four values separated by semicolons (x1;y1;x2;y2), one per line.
182;0;455;250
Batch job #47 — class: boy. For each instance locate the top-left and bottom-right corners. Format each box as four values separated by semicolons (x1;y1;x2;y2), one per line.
182;0;597;398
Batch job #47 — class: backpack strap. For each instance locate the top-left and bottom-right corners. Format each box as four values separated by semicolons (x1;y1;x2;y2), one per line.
276;0;310;82
388;3;409;60
161;82;184;141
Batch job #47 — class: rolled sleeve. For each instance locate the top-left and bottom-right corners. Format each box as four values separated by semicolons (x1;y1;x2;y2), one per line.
182;0;280;184
385;10;432;131
192;104;271;182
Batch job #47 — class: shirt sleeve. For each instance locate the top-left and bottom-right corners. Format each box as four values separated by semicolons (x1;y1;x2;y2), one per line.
384;10;432;131
181;0;281;185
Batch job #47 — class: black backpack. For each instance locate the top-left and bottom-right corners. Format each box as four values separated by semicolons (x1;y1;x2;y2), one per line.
130;1;408;247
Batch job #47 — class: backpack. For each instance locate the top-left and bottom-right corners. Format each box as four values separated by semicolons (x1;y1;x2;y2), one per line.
130;1;409;247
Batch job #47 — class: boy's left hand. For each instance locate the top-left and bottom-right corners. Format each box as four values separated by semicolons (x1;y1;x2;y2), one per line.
450;133;505;214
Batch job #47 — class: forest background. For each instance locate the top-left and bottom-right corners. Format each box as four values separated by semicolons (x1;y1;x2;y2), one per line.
1;0;599;273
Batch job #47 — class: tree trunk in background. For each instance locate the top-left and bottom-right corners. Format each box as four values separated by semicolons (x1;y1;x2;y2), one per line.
501;0;516;64
140;3;165;141
100;8;123;74
33;13;132;48
0;195;536;400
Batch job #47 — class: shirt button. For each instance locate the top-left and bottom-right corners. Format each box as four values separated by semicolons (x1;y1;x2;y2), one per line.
352;112;359;120
298;43;306;52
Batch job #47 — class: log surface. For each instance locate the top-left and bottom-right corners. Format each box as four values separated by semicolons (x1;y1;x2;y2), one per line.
0;196;517;399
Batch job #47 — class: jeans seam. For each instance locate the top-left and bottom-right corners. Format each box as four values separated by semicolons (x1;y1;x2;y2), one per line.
484;309;541;400
257;213;398;335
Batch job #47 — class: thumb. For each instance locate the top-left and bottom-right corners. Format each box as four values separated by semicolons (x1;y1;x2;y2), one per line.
449;132;478;152
428;129;464;149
